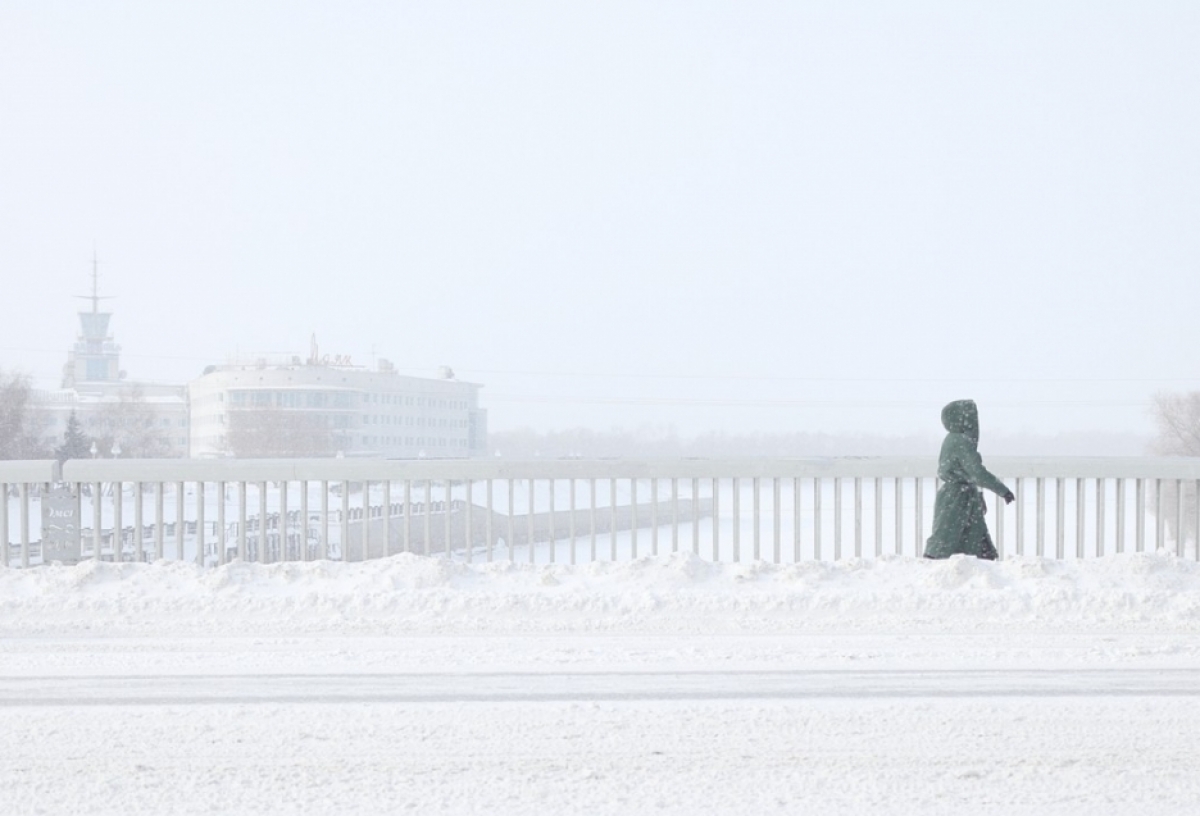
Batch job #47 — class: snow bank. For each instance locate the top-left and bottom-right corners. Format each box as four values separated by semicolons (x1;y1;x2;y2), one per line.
3;552;1200;636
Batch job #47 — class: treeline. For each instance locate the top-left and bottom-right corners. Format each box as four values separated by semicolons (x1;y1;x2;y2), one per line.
487;426;1151;459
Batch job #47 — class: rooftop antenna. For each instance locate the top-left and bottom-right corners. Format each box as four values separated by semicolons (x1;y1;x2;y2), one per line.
75;248;115;314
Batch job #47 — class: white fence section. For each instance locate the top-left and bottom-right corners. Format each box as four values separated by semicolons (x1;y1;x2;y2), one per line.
3;457;1200;567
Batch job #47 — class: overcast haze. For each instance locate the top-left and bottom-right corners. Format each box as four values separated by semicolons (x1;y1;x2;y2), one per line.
2;1;1198;442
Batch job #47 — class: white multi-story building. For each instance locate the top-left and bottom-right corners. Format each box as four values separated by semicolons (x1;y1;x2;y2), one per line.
188;351;486;459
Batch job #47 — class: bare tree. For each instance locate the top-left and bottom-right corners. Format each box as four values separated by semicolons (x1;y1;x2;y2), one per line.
1150;392;1200;549
91;386;173;458
0;370;50;459
226;407;336;458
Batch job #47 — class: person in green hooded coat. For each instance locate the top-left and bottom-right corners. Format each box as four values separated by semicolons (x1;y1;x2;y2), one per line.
924;399;1014;560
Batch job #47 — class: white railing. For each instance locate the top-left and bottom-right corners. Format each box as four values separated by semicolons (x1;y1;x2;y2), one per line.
3;457;1200;568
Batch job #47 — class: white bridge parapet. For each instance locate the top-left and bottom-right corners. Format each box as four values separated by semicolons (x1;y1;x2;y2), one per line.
2;457;1199;567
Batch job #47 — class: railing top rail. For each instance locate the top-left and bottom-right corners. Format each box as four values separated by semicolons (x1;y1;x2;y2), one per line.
47;455;1200;482
0;460;61;482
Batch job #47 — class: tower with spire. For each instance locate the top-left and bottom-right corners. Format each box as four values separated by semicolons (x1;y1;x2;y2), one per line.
61;252;122;392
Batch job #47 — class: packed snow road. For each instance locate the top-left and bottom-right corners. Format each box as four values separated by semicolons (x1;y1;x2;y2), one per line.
4;634;1200;815
3;553;1200;813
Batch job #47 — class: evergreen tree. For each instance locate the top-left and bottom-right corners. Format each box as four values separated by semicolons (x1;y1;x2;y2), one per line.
55;410;92;463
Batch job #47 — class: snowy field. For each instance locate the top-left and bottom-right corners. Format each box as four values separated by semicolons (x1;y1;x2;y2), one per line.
3;552;1200;814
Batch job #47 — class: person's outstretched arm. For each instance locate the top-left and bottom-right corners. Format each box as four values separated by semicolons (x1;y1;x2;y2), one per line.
956;442;1015;502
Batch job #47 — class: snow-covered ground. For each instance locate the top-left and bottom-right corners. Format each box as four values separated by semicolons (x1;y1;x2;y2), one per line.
3;553;1200;814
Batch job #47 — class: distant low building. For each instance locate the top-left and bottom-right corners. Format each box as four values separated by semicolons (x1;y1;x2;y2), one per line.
188;344;486;459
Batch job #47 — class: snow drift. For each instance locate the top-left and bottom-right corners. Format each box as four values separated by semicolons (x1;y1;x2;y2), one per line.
4;552;1200;636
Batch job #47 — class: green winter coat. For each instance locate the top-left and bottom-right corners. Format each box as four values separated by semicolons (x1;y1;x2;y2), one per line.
923;400;1011;560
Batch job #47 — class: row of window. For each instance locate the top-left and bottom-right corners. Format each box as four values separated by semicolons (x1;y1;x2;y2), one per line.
224;390;473;410
363;394;470;410
227;390;353;409
363;416;469;428
362;436;470;448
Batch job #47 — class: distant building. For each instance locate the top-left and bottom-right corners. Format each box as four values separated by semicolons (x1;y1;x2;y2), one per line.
35;267;189;457
188;342;486;459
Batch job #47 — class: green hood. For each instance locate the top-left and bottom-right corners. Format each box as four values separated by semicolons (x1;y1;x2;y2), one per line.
940;399;979;445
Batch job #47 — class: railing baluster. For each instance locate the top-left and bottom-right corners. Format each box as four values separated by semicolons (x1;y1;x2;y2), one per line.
342;480;351;562
712;478;720;561
215;481;225;565
134;482;144;563
525;478;534;563
1194;479;1199;560
752;477;760;561
174;481;184;561
465;478;473;563
238;482;248;564
1055;477;1065;559
19;484;30;568
95;481;104;560
1;483;8;567
772;477;781;564
426;479;434;558
996;479;1006;558
1176;479;1185;557
569;478;576;565
1076;478;1085;559
279;480;288;562
874;477;883;557
444;479;452;559
731;477;739;563
1135;478;1146;552
610;478;617;561
155;482;164;561
1155;479;1165;552
362;480;370;562
834;477;843;561
1014;478;1024;556
651;478;658;557
893;477;902;556
631;478;639;559
194;481;204;567
382;480;390;558
814;477;823;561
692;478;700;556
302;480;311;561
548;479;556;564
507;479;515;561
1036;478;1046;557
673;478;681;554
113;480;123;563
321;480;330;561
259;481;268;563
915;477;925;556
793;477;802;562
853;477;862;559
486;479;494;563
589;478;597;562
404;480;412;555
1096;477;1106;557
1116;478;1127;554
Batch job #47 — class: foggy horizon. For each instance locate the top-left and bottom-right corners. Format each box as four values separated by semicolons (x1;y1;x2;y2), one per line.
3;2;1198;444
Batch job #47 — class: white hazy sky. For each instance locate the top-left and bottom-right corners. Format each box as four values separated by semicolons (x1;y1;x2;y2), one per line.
2;1;1198;439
